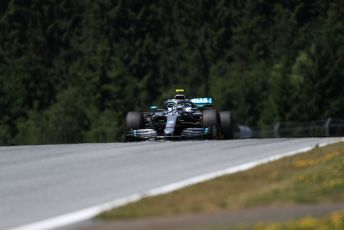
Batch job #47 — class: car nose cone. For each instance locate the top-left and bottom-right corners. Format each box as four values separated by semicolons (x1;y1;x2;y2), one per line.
164;128;174;136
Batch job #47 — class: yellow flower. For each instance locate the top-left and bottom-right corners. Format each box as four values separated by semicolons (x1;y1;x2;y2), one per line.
263;223;280;230
321;150;340;162
293;159;317;168
297;175;305;182
296;216;318;228
330;212;343;229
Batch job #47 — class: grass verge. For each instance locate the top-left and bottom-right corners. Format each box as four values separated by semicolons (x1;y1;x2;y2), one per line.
98;141;344;220
197;211;344;230
252;211;344;230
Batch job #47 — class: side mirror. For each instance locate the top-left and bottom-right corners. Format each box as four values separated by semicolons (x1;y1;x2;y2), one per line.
149;105;158;112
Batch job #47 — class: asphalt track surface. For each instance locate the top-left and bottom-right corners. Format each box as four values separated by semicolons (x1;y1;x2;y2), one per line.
0;138;343;230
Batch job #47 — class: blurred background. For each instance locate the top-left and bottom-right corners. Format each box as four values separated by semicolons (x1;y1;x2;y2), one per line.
0;0;343;145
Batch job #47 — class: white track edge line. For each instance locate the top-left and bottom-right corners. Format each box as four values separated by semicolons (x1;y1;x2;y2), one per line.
8;138;344;230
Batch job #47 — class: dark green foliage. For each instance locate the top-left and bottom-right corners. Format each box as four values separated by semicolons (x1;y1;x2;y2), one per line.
0;0;343;145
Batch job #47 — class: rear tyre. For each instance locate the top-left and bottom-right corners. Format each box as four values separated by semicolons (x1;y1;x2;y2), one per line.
219;111;234;139
202;109;221;139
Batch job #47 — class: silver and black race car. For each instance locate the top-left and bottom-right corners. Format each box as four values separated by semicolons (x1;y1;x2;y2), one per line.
124;89;235;141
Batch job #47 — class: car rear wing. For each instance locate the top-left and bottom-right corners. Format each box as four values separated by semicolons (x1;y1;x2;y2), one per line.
190;97;214;108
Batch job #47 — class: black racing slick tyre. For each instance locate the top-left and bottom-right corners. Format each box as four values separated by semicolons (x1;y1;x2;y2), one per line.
219;111;234;139
125;111;144;130
202;109;221;139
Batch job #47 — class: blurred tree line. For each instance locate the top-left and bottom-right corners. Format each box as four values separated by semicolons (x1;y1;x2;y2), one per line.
0;0;343;145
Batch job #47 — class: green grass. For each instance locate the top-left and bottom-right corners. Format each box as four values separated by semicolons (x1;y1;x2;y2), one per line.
252;211;344;230
98;141;344;220
189;211;344;230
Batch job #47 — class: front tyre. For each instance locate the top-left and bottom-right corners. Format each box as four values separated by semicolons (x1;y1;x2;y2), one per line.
124;111;144;142
125;111;144;129
202;109;221;139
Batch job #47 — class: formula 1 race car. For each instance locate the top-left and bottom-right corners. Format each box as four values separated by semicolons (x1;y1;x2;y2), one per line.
124;89;235;141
